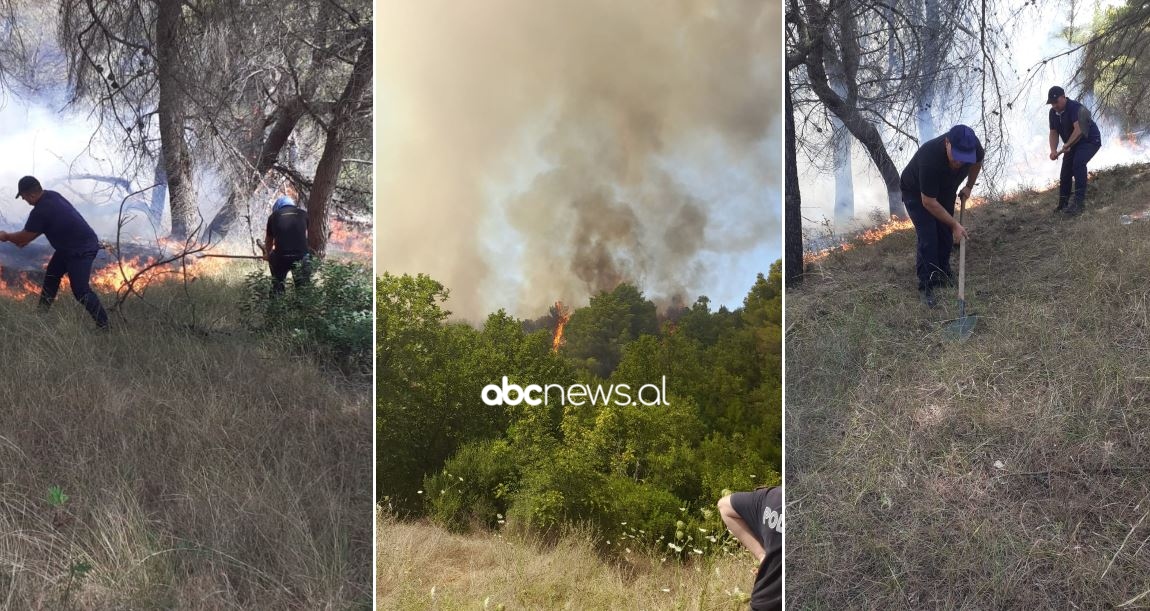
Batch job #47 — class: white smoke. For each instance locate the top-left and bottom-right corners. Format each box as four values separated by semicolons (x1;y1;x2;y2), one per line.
377;0;781;319
801;0;1145;230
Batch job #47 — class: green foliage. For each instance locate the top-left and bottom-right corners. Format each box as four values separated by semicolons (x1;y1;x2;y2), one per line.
377;266;782;558
47;485;68;508
563;283;659;378
425;439;520;530
1086;2;1150;130
240;259;372;374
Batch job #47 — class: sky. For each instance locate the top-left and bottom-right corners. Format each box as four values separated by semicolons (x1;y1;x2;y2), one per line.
376;0;781;320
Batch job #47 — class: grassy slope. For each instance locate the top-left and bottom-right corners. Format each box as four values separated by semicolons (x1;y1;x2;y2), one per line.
787;165;1150;609
0;269;371;609
376;512;760;610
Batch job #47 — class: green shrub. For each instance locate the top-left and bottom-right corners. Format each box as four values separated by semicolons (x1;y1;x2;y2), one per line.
425;439;521;531
240;259;372;374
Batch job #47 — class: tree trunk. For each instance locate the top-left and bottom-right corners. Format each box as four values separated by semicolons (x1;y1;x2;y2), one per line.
206;0;339;242
832;122;854;226
785;71;804;287
828;64;854;226
156;0;197;239
150;158;167;225
306;33;372;257
804;30;906;217
207;98;305;240
916;0;942;142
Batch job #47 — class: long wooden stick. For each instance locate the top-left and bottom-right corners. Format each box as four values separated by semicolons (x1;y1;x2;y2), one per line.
197;254;265;260
958;237;966;305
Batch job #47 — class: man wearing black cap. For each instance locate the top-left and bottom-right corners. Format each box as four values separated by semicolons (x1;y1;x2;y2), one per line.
1048;86;1102;216
899;124;984;307
0;176;109;328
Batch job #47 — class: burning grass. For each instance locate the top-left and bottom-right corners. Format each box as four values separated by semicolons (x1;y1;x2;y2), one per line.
786;163;1150;607
803;196;995;266
0;270;371;608
375;511;758;610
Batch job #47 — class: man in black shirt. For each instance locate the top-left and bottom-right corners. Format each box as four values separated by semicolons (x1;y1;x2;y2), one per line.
264;195;311;295
899;124;984;307
0;176;109;328
719;486;782;610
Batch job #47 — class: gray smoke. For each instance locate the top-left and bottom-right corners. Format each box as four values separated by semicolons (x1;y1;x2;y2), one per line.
378;0;781;318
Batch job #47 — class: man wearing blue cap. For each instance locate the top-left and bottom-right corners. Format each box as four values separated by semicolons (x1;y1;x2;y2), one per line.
263;195;310;294
1048;86;1102;216
0;176;109;328
899;124;984;307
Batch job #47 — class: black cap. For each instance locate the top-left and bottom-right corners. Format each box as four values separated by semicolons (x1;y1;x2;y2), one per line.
1047;86;1066;104
15;175;40;198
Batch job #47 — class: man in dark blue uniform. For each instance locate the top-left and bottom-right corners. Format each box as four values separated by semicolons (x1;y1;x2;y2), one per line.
900;124;984;307
719;486;782;610
263;195;311;295
1048;86;1102;216
0;176;109;328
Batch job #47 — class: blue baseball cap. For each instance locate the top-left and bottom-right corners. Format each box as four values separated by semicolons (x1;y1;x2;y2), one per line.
273;195;295;211
946;124;980;164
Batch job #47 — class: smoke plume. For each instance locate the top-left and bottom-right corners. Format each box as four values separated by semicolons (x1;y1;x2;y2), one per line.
378;0;781;318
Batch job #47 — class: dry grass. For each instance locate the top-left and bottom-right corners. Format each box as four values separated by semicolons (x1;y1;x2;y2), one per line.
786;164;1150;609
0;272;371;609
376;511;759;610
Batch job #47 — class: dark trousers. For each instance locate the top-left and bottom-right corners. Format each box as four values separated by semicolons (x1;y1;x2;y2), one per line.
1059;141;1101;206
905;196;955;291
268;253;311;295
40;250;109;327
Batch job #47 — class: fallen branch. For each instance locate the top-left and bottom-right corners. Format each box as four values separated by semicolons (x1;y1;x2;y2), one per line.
198;254;265;260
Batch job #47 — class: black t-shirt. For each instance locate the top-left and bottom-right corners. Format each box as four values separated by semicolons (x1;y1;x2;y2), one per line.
267;206;308;255
899;134;985;207
730;487;783;610
23;190;99;254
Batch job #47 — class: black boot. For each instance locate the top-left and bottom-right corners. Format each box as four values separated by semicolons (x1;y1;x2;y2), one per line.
1063;201;1083;217
1054;197;1068;213
919;287;937;308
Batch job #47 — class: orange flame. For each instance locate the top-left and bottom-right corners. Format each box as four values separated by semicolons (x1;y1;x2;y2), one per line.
806;197;988;264
552;301;571;353
0;250;241;302
328;219;371;259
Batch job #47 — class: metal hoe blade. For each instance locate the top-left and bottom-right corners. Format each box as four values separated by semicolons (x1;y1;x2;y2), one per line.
945;299;977;340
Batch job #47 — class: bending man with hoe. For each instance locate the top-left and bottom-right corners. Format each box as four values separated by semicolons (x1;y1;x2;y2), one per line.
719;486;782;610
0;176;109;328
900;124;984;308
262;195;311;295
1048;86;1102;216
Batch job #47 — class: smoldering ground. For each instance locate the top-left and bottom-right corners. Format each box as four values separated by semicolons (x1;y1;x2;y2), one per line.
378;0;781;319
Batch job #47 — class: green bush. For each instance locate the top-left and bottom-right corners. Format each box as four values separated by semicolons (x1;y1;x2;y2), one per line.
241;259;372;374
425;439;520;531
